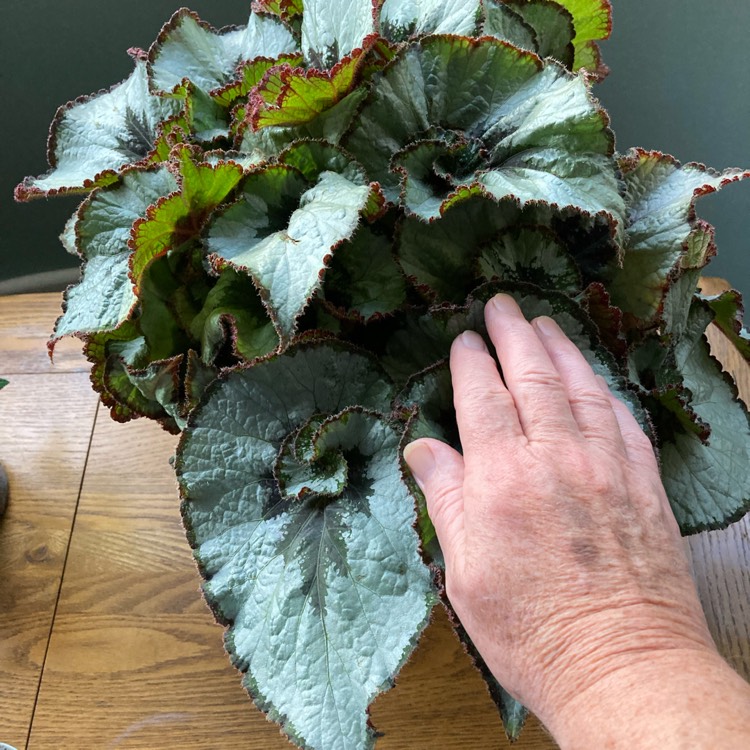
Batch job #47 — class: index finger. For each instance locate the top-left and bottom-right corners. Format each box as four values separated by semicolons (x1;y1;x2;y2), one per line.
450;330;525;457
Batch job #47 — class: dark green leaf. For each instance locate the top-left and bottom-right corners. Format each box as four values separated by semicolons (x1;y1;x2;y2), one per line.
501;0;575;67
702;289;750;364
608;149;748;325
323;225;407;321
477;225;582;292
190;268;279;363
658;301;750;532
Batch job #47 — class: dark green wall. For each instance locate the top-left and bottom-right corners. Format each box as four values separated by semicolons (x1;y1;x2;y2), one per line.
597;1;750;301
2;1;748;301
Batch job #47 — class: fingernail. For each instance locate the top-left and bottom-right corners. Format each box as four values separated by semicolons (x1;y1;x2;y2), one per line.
403;442;436;490
533;316;560;338
459;330;487;351
490;293;519;314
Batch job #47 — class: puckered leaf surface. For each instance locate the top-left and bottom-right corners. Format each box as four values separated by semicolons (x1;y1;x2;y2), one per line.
380;0;481;41
495;0;575;67
609;149;748;325
301;0;376;67
15;61;181;200
553;0;611;75
323;225;407;321
206;146;375;340
397;192;617;302
177;343;436;750
385;284;645;421
53;167;178;341
477;225;581;292
212;53;304;109
130;148;244;286
237;86;369;164
482;1;537;50
658;301;750;532
148;8;297;94
345;36;622;221
251;52;366;129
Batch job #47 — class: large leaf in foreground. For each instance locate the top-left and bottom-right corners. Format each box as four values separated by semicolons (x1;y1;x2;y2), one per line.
177;343;436;750
659;301;750;532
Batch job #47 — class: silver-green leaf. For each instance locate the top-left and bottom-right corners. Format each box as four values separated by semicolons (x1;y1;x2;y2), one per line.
149;9;298;94
206;163;374;340
53;167;178;340
177;343;437;750
16;61;181;200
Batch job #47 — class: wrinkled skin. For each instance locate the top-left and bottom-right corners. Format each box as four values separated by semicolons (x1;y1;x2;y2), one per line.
405;293;750;748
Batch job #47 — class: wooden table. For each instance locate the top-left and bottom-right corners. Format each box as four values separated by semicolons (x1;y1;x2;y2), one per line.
1;285;748;750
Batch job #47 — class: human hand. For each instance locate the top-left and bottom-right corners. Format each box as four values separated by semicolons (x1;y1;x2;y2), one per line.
404;293;749;745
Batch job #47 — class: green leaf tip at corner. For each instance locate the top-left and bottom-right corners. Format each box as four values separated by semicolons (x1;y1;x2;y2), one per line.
129;146;245;289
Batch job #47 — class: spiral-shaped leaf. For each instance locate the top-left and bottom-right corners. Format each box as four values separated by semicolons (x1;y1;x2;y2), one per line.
177;342;437;750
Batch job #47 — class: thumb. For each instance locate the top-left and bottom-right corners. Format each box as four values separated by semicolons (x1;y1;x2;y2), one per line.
403;438;465;564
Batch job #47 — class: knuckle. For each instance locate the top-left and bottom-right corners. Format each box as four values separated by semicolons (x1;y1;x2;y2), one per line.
458;381;513;411
568;387;612;414
516;365;565;392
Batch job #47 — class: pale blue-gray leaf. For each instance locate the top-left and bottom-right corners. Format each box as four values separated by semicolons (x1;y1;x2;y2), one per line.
177;344;436;750
206;168;373;340
54;168;178;339
16;61;181;199
380;0;481;41
149;9;298;93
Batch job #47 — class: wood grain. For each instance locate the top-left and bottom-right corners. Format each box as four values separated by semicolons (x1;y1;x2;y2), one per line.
26;413;559;749
3;287;748;750
0;374;98;747
687;277;750;680
0;292;87;375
